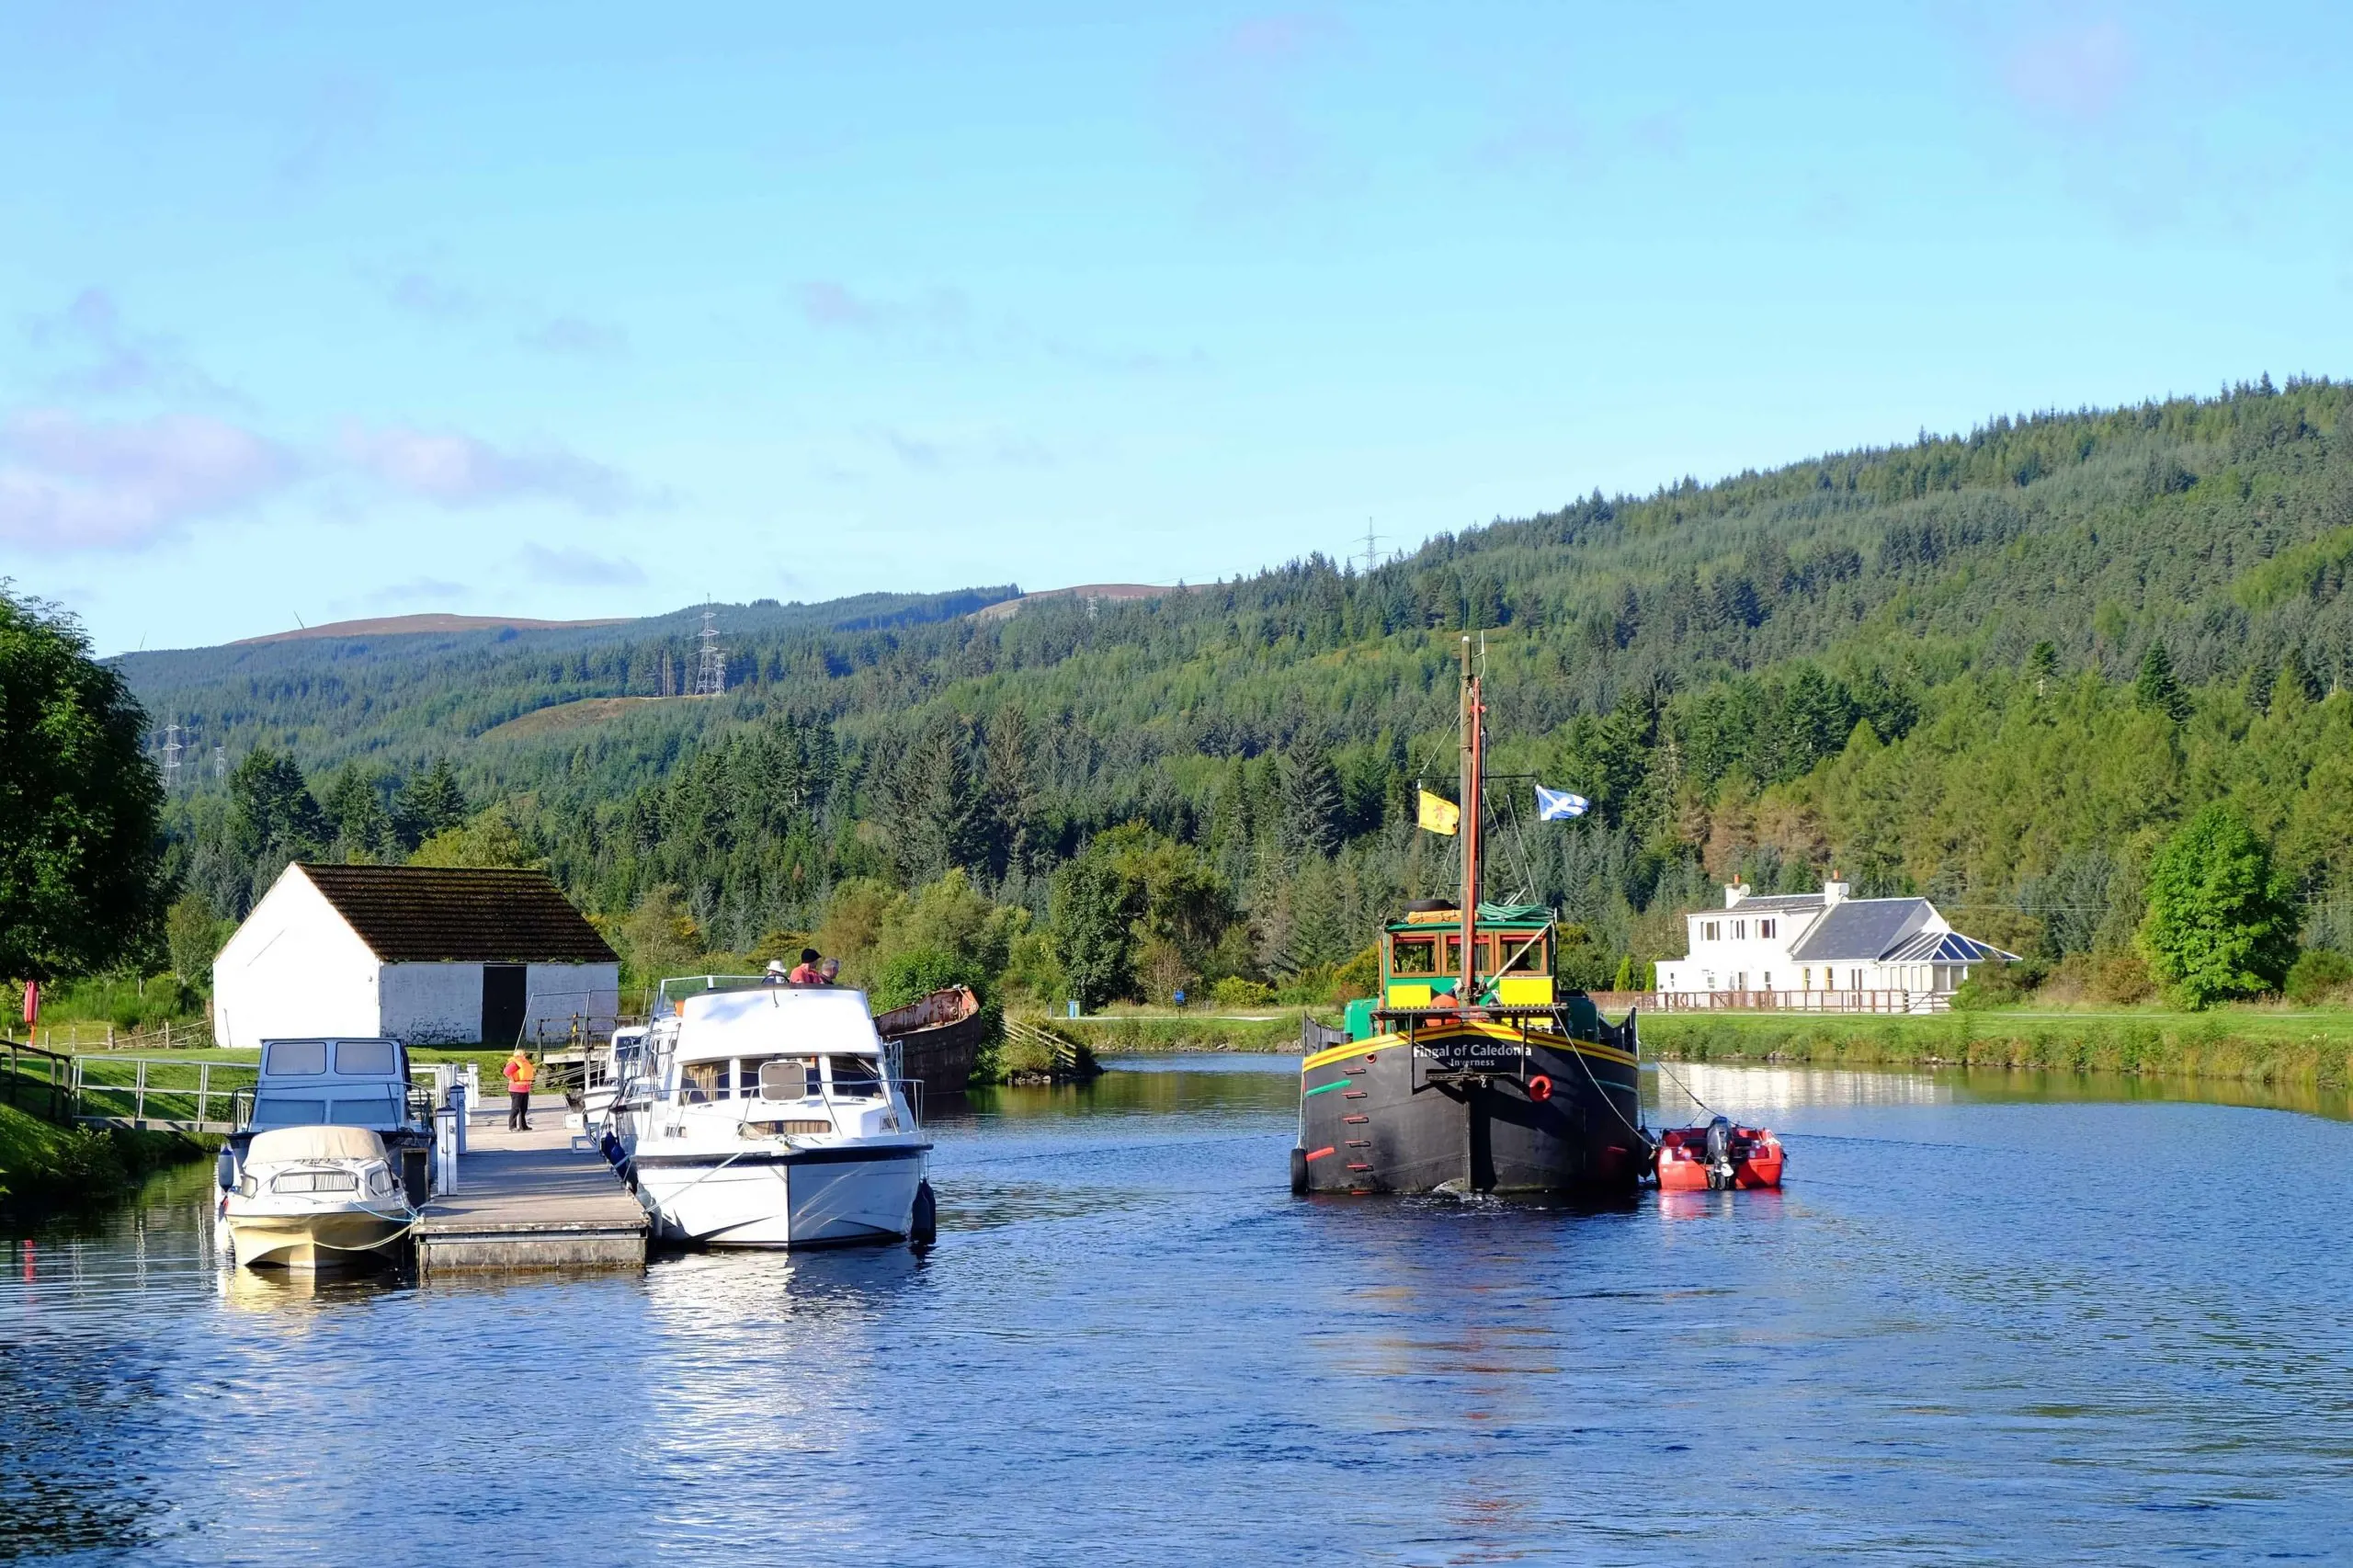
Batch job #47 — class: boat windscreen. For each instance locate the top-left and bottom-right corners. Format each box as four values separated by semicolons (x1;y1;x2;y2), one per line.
334;1040;399;1075
825;1055;882;1098
264;1041;328;1076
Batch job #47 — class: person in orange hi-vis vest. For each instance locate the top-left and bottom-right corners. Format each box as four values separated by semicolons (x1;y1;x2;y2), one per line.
504;1048;538;1131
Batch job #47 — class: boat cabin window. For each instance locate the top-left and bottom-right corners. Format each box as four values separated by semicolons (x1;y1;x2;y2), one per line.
251;1098;325;1126
824;1056;882;1098
1390;937;1438;977
755;1058;817;1100
330;1093;399;1125
1495;934;1547;973
335;1040;398;1075
679;1062;726;1104
264;1041;328;1076
272;1170;359;1194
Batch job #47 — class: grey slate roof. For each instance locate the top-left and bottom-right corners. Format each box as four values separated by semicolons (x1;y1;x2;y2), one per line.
1722;893;1827;914
1786;898;1935;961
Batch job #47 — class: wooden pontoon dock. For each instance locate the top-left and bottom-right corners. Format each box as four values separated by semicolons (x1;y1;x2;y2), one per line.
413;1097;647;1276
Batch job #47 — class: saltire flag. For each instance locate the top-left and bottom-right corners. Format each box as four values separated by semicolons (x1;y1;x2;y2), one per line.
1535;785;1589;822
1416;790;1461;836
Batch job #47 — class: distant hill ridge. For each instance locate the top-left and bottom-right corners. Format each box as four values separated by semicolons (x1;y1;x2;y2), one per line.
233;613;634;645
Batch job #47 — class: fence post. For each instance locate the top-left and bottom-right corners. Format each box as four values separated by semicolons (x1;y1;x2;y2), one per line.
199;1061;211;1125
135;1058;148;1123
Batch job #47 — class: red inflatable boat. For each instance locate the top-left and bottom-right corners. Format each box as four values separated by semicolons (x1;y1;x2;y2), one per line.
1654;1118;1785;1190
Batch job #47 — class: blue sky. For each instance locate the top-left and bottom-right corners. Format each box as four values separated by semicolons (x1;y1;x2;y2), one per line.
4;2;2349;653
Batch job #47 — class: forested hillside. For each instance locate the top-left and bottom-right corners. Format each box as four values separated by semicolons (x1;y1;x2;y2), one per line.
131;380;2353;1007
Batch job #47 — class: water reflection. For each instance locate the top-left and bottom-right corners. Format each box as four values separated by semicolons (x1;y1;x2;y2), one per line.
4;1058;2352;1564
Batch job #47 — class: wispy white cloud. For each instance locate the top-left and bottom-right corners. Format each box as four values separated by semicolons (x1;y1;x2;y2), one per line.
381;268;480;321
795;279;1194;376
2002;17;2134;125
1165;12;1350;208
342;425;661;513
370;577;472;608
21;289;245;405
0;410;293;551
517;314;629;358
516;542;646;586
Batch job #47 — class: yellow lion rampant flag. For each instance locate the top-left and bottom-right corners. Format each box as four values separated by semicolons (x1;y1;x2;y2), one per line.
1416;790;1461;836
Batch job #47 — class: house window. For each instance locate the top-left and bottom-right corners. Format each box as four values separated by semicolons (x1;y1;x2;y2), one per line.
1733;921;1746;940
1802;967;1813;989
1702;921;1720;942
1762;971;1773;992
1848;969;1862;992
1703;971;1716;990
1759;919;1777;939
1734;971;1747;992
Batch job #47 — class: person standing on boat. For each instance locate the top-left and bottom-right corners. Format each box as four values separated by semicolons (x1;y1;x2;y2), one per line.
503;1048;537;1131
763;960;790;984
788;949;824;985
818;959;841;986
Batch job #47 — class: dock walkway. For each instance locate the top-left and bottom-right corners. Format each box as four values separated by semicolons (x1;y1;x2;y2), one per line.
414;1095;647;1275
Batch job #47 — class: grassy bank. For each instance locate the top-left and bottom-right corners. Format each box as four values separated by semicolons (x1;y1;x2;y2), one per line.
0;1098;210;1212
1641;1008;2353;1086
1045;1009;1308;1054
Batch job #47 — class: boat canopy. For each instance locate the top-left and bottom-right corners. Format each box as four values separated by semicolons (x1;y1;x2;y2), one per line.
670;985;885;1062
247;1125;388;1164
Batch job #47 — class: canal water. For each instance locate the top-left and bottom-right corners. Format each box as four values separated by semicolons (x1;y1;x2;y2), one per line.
6;1057;2351;1565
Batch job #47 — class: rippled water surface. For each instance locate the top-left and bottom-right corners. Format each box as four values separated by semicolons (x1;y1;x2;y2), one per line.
6;1057;2353;1565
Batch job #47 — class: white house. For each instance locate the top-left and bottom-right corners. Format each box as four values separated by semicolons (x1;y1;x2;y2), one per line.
214;864;621;1049
1654;876;2017;1011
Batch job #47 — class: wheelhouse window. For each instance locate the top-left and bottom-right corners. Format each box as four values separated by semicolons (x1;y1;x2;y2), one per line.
334;1040;398;1075
680;1062;725;1104
1495;934;1546;973
252;1098;325;1126
1390;937;1438;977
755;1058;817;1100
824;1056;883;1098
264;1041;327;1076
273;1170;359;1194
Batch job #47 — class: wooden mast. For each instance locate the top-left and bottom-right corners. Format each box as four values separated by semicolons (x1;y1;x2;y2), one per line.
1459;635;1483;1002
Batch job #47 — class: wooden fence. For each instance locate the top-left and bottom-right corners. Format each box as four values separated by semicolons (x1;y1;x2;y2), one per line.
1643;989;1943;1015
6;1017;216;1052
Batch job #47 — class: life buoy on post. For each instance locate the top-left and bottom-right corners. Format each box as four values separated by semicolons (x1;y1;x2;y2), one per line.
1527;1074;1553;1102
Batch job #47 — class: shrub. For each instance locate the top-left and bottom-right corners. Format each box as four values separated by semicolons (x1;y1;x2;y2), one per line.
870;947;987;1012
2284;949;2353;1006
1211;977;1277;1008
2088;952;2157;1005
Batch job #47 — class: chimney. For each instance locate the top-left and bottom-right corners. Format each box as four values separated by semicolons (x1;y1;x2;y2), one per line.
1823;869;1849;906
1724;881;1748;908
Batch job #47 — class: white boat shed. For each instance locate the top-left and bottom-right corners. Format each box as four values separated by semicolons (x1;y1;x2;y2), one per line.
214;863;620;1049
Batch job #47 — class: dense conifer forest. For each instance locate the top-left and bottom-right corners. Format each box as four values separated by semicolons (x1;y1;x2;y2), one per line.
118;381;2353;1006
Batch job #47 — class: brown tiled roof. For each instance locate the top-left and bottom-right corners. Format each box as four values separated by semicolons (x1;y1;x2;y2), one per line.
297;864;618;964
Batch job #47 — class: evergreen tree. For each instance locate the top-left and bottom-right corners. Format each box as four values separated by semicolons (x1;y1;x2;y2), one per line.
394;757;468;848
2137;804;2297;1007
321;764;397;860
2134;642;2192;721
2027;640;2060;697
1279;746;1342;860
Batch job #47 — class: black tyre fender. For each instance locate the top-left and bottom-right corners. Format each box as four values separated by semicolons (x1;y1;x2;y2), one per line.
910;1179;938;1248
1290;1146;1310;1195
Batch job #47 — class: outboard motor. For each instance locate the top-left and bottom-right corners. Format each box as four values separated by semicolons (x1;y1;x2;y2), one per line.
1703;1115;1737;1191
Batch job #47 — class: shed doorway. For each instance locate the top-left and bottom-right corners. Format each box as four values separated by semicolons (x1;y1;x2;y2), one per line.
482;964;528;1046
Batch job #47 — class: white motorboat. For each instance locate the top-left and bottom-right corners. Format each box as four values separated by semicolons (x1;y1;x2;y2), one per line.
611;980;935;1248
578;1024;647;1133
222;1125;416;1268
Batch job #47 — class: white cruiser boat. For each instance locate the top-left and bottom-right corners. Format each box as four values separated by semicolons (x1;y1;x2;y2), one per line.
222;1125;416;1268
610;980;935;1248
576;1024;647;1133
